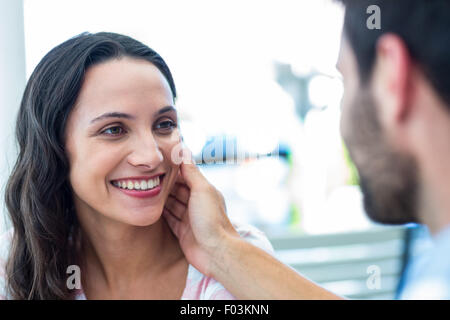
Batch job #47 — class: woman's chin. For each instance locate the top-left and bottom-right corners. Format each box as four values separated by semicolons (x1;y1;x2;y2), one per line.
115;208;164;227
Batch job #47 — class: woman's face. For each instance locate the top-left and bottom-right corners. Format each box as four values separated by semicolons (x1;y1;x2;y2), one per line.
65;57;181;227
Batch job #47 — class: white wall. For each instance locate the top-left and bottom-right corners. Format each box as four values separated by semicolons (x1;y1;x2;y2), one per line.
0;0;26;233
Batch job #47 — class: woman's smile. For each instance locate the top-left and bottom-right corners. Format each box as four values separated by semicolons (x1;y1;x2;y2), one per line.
110;173;166;199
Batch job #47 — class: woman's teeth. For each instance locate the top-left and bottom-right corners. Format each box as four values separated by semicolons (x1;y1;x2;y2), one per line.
112;176;161;191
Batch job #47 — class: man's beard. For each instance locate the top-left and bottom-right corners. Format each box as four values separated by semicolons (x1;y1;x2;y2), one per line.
344;87;420;225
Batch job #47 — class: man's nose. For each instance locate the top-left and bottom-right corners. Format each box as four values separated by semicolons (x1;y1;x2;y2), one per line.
128;133;164;170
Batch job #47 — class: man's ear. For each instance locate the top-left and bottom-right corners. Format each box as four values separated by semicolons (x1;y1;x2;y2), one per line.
373;33;413;126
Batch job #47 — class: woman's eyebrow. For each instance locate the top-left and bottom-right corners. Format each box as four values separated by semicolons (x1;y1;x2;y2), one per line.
90;112;135;124
156;106;177;116
89;106;176;124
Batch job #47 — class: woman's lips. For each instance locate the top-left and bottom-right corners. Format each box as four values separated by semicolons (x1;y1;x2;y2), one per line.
110;174;165;199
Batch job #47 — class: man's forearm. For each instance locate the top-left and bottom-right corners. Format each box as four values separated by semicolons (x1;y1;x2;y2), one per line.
210;234;344;300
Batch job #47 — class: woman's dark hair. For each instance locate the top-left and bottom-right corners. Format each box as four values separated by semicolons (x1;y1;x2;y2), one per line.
338;0;450;107
4;32;177;299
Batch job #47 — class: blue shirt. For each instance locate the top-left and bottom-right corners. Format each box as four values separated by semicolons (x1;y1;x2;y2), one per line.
399;225;450;299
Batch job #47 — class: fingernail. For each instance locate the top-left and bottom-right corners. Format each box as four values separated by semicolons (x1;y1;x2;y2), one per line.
181;145;195;165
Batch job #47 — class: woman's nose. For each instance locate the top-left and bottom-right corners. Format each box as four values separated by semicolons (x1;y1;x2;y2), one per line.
128;134;164;170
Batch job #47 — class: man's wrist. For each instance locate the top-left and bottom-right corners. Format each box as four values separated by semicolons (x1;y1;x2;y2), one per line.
206;229;242;279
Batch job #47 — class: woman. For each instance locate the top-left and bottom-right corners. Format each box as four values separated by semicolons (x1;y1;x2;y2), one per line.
0;32;272;299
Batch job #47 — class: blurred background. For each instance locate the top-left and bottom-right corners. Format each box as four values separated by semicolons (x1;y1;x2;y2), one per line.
0;0;429;299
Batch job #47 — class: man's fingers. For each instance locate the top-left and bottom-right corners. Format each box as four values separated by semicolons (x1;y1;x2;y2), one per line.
180;148;208;189
170;183;190;205
165;195;187;220
162;209;181;238
175;168;185;184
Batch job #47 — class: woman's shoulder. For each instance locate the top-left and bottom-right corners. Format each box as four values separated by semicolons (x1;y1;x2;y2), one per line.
0;228;13;261
0;228;14;300
182;264;236;300
232;221;274;254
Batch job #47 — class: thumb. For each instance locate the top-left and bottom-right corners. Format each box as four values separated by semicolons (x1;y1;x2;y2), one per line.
180;147;207;189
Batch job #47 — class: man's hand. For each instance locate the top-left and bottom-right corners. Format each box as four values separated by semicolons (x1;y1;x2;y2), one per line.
163;148;343;300
163;149;239;277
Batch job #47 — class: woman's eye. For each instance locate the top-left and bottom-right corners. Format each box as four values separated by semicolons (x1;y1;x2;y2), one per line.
155;120;177;134
102;126;125;136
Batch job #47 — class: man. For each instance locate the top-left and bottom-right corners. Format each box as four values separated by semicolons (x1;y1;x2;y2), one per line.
163;0;450;299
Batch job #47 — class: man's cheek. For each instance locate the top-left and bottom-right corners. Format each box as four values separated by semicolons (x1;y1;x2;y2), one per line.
339;96;351;139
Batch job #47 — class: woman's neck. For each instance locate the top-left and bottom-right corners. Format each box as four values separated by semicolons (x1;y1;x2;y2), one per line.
78;216;184;293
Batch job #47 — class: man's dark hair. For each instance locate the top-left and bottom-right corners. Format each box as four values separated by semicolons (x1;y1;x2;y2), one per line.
338;0;450;106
